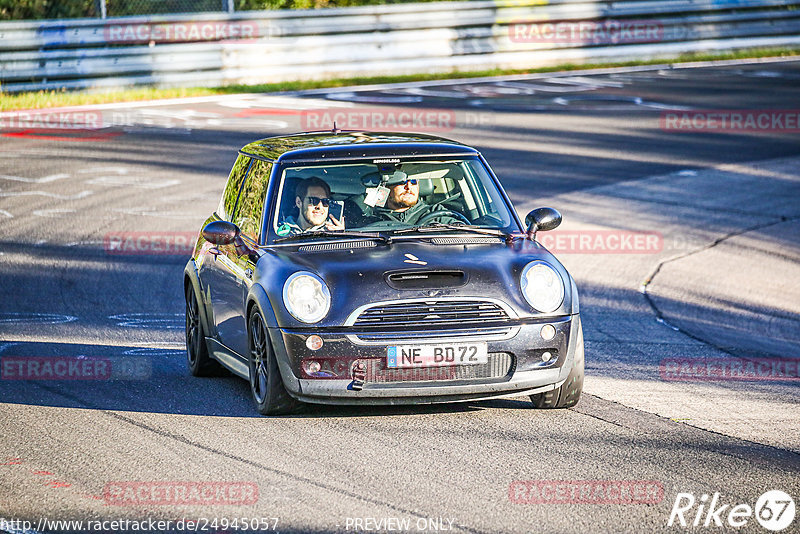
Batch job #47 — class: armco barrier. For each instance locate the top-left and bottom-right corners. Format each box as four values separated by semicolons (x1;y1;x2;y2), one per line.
1;0;799;92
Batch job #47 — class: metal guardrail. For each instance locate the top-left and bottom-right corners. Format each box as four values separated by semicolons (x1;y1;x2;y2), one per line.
1;0;799;92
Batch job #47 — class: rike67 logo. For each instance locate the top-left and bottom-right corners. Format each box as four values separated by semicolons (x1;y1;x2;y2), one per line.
668;490;795;531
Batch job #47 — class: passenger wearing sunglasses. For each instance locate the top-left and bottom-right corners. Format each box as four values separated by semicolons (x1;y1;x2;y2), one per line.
277;176;344;236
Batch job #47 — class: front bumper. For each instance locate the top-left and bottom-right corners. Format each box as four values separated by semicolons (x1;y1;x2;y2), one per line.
269;315;580;405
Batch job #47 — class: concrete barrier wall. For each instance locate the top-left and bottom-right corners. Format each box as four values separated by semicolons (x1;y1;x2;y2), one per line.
1;0;799;92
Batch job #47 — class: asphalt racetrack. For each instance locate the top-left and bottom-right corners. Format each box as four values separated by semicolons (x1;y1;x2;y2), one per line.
0;58;799;533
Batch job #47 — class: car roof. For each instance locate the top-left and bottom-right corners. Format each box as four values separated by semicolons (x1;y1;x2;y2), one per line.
240;131;480;162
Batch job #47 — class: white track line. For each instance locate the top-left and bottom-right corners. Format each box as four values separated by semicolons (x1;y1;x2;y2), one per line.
0;56;796;114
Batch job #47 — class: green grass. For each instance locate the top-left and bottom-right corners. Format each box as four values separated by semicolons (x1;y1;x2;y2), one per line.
2;46;798;111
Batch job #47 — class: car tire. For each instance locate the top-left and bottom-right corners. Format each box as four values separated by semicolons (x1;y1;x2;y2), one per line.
185;284;222;377
530;319;584;409
248;309;300;415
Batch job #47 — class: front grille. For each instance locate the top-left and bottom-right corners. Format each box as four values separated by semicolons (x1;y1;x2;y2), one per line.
353;327;513;343
364;352;513;384
353;300;510;329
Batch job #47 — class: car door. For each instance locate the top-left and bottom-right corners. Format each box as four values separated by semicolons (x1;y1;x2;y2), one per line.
223;158;273;358
198;154;252;355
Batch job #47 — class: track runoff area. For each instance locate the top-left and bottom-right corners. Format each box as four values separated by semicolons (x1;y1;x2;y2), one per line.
0;58;798;533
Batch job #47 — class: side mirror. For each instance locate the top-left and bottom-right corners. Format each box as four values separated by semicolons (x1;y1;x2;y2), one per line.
202;220;239;245
525;207;562;241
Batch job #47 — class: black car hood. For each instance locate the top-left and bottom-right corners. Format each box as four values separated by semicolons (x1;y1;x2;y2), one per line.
255;237;575;328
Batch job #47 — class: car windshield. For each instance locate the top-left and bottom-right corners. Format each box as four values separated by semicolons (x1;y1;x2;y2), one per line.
270;157;517;241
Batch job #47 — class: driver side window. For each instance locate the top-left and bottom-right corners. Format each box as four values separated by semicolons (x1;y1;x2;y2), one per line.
234;159;273;242
217;155;252;221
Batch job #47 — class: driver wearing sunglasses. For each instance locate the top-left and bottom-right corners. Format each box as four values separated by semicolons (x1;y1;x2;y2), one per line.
277;176;345;236
373;176;460;225
386;178;419;211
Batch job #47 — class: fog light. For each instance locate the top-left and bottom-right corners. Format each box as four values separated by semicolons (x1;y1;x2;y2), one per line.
304;360;321;375
541;351;552;362
306;335;323;351
540;324;556;341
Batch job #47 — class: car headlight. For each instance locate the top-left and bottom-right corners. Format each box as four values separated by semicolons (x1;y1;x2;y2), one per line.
520;261;564;313
283;272;331;323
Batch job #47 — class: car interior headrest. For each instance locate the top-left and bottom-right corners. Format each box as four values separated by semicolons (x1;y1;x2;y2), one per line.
280;177;300;218
418;178;434;197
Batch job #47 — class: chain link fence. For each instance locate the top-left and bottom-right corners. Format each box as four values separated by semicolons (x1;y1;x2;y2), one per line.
0;0;426;20
0;0;266;20
0;0;98;20
105;0;233;17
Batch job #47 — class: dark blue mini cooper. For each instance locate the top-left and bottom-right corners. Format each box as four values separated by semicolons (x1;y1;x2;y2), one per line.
184;131;583;415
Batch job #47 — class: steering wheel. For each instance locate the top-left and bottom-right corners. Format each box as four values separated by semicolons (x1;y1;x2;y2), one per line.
416;209;471;226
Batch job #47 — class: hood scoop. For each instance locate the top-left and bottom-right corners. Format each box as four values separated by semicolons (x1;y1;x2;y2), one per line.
386;270;466;289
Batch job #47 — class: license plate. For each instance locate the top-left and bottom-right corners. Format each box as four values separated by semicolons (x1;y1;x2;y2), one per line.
387;343;488;368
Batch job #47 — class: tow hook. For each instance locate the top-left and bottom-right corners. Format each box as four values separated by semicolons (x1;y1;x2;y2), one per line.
350;361;367;391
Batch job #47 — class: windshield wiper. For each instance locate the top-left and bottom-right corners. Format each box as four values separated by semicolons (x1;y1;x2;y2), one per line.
274;230;392;244
394;222;514;239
